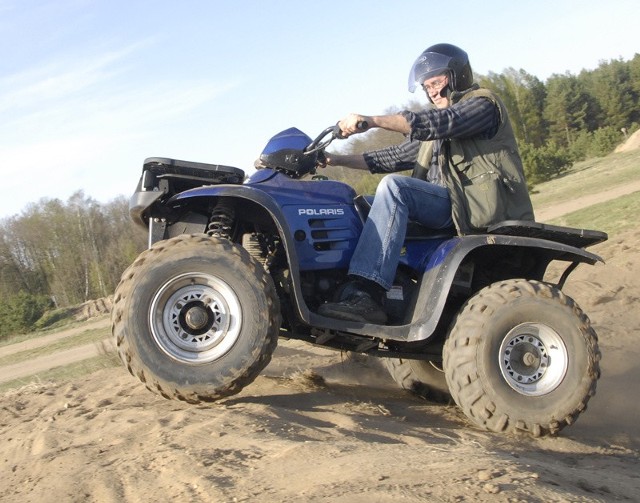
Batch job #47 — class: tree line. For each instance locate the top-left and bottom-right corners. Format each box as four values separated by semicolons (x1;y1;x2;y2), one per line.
1;54;638;338
0;192;146;338
330;54;640;194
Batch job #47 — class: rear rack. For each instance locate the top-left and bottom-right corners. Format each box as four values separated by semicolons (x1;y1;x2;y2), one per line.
142;157;245;194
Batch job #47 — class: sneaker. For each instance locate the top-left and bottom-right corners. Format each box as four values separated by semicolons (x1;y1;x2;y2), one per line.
318;289;388;324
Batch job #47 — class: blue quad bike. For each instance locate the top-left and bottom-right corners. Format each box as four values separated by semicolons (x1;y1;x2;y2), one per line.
112;126;607;437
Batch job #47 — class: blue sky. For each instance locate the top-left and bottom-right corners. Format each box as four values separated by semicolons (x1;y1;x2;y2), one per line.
1;0;638;218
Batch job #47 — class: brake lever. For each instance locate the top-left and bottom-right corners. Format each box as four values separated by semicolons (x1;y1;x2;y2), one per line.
332;124;346;140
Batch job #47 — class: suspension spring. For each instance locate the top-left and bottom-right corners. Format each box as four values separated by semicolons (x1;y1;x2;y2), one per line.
207;201;235;239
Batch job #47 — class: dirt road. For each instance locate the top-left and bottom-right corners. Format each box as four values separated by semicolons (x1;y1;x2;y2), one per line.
534;179;640;221
0;338;113;384
0;317;111;384
0;317;110;359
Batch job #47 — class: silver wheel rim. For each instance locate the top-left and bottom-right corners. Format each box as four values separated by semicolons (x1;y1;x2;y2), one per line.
499;323;568;396
149;272;242;364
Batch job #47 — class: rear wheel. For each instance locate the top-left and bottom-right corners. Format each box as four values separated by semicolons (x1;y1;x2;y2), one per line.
444;279;600;437
111;234;280;403
384;358;451;403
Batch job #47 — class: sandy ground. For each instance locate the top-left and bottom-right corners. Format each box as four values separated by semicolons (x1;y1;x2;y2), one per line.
1;148;640;501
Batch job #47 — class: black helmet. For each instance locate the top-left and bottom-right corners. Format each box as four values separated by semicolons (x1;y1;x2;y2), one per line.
408;43;473;93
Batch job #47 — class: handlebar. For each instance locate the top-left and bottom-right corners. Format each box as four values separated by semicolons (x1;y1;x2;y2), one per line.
303;121;369;156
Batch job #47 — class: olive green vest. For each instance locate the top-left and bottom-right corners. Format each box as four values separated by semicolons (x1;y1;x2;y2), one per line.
416;87;534;235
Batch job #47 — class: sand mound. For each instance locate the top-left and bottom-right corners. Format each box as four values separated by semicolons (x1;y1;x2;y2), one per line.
615;128;640;152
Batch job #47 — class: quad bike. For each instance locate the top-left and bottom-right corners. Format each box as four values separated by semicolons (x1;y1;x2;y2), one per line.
112;125;607;437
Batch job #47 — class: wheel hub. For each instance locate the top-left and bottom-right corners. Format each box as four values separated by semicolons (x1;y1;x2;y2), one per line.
504;338;548;382
184;304;211;331
522;351;537;367
499;323;568;396
149;273;242;364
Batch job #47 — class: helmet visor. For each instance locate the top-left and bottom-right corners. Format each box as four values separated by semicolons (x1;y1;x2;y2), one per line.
408;51;452;92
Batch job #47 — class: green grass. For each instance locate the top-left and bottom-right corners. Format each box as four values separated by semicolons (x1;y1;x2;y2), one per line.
548;191;640;236
529;147;640;238
530;149;640;208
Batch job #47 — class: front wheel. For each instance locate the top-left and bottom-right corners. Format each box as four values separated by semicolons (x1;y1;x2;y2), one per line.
444;279;600;437
111;234;281;403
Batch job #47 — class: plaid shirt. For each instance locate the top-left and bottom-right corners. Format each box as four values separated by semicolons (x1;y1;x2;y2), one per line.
363;95;500;185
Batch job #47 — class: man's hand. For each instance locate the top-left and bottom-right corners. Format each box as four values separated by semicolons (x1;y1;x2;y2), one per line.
337;114;372;137
337;113;411;136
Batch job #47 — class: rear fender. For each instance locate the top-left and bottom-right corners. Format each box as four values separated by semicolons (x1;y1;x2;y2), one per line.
404;234;603;342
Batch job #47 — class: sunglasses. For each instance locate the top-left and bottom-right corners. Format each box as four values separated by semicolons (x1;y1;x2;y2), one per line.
422;78;448;92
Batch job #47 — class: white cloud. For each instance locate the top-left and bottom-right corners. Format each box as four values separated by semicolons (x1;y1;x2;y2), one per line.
0;42;146;113
0;39;242;217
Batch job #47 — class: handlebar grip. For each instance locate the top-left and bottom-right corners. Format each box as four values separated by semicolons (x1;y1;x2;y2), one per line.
333;120;370;140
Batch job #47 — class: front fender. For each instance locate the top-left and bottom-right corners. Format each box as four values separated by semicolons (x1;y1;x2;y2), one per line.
130;189;163;228
170;185;314;322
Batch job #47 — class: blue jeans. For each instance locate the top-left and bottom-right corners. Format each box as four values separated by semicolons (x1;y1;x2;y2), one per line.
349;174;453;290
